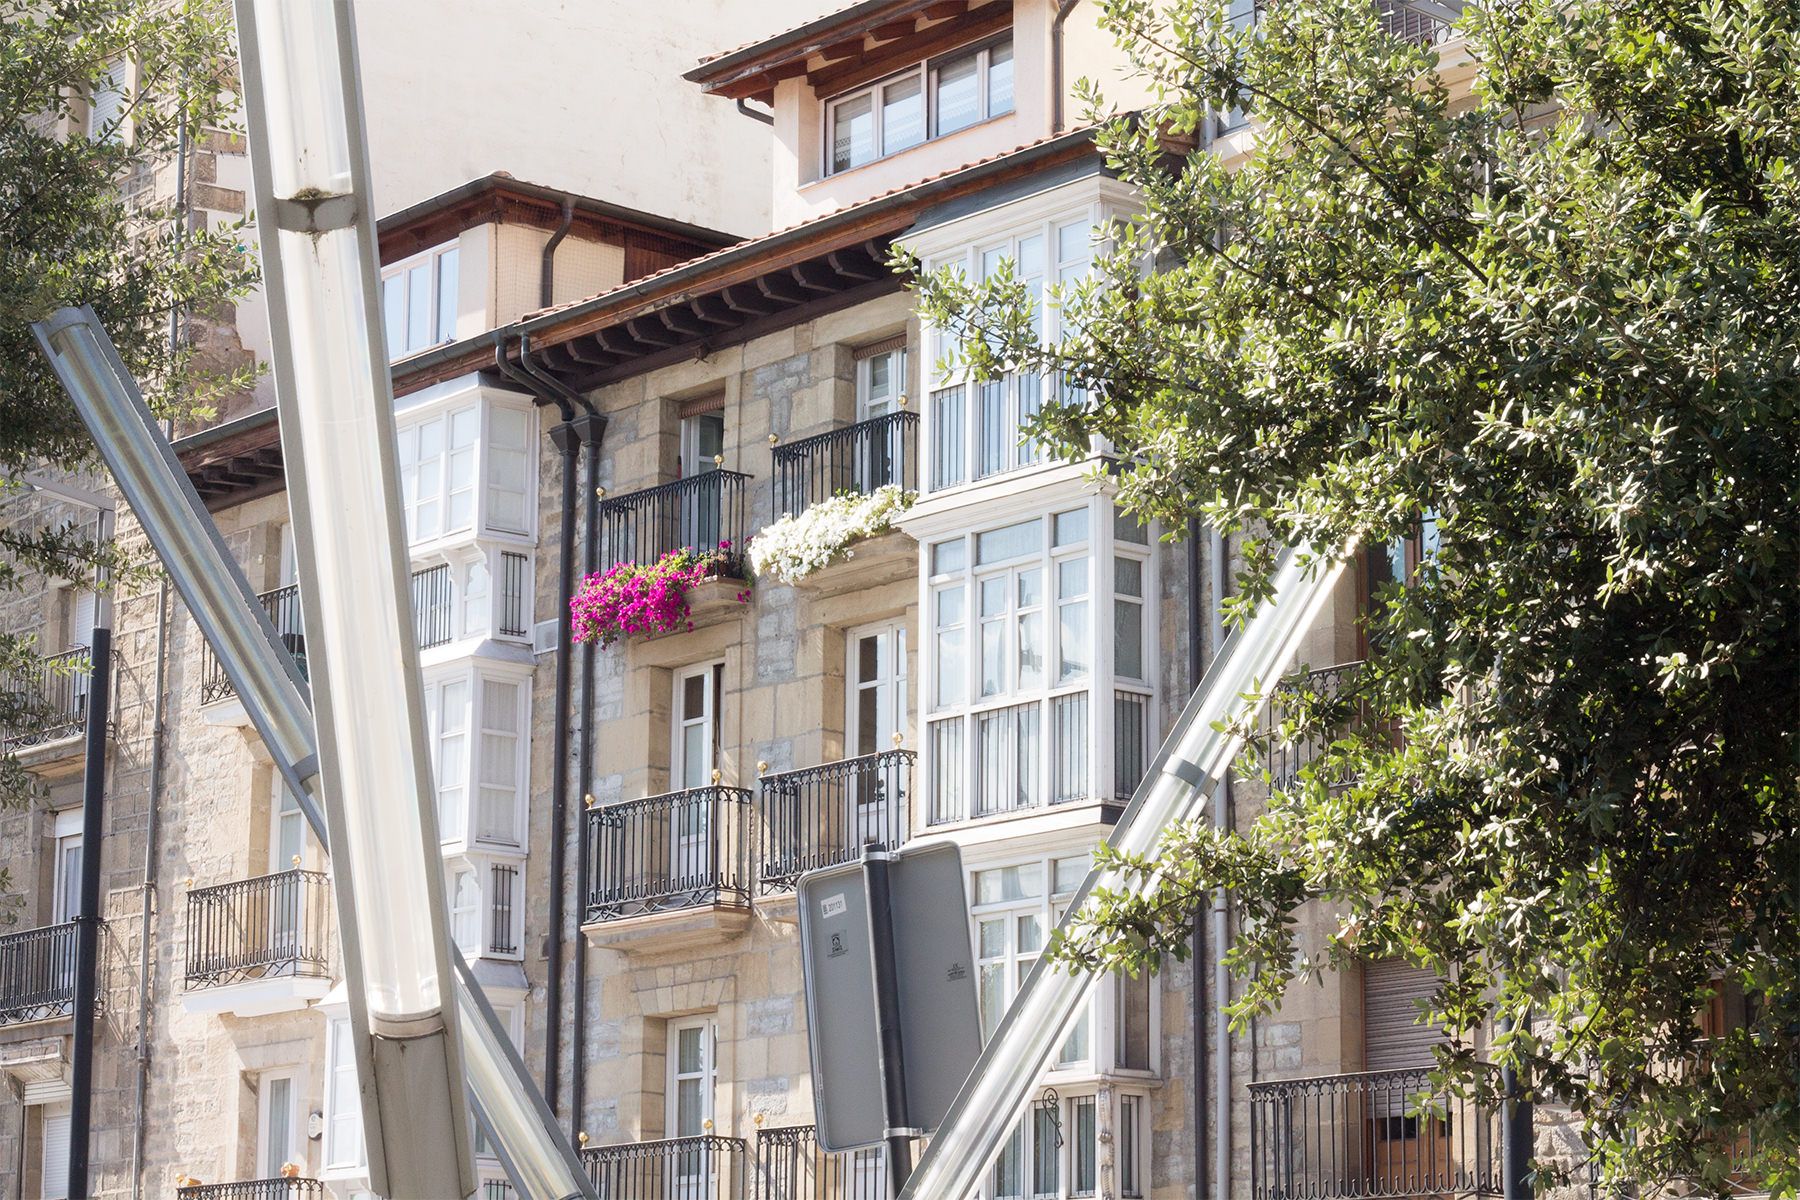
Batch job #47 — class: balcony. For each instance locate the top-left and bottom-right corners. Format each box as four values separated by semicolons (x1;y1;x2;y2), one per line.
1249;1068;1501;1199
582;786;753;952
581;1136;748;1199
1257;660;1366;791
596;470;750;573
758;1125;895;1200
757;751;911;902
773;411;918;518
176;1181;326;1200
182;869;332;1017
0;921;77;1026
200;583;304;706
1;648;91;751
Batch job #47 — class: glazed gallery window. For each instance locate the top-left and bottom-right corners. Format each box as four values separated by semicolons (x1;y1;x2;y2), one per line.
928;216;1095;490
382;244;459;359
423;672;527;847
927;511;1094;823
827;37;1013;174
396;399;536;544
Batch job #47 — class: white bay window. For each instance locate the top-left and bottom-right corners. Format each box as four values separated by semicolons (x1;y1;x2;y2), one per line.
396;394;538;549
425;667;528;849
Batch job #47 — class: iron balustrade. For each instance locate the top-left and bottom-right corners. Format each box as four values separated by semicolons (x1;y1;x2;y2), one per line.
1257;661;1366;792
595;470;751;573
772;411;919;517
184;869;331;989
499;550;530;637
413;562;454;648
1114;690;1151;801
581;1135;748;1199
1;647;92;747
0;921;78;1025
757;1125;898;1200
176;1180;327;1200
584;787;754;922
482;1180;516;1200
757;751;912;895
200;584;304;704
1249;1068;1502;1199
489;862;518;955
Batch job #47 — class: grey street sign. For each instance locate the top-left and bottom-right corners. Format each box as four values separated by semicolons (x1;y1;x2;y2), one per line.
797;842;983;1156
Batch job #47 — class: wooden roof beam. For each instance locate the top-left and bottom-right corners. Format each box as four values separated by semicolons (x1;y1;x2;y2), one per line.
829;250;879;281
690;295;740;327
791;261;838;292
595;327;649;358
563;338;620;368
722;284;778;316
660;307;706;338
625;317;675;348
757;274;806;305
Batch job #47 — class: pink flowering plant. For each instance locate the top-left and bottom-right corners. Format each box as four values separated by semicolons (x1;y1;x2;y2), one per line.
569;543;747;648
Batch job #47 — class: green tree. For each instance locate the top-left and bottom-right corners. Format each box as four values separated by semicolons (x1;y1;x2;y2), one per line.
1;1;255;806
913;0;1800;1192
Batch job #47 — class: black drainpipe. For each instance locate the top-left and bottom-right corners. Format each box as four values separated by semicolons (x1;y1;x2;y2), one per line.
494;333;576;1115
513;335;605;1144
541;199;575;311
1186;517;1210;1200
1052;0;1083;134
735;98;775;126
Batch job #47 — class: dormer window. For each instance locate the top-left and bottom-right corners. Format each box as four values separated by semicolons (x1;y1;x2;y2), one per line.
826;35;1014;175
382;243;460;359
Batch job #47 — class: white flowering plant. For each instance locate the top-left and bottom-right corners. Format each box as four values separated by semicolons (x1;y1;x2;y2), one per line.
747;485;914;585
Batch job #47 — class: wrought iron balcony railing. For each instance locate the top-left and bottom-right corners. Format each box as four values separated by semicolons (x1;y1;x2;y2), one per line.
201;583;305;704
757;751;912;896
0;921;77;1025
581;1135;748;1199
773;411;918;518
184;869;331;989
176;1180;327;1200
1249;1067;1502;1199
1256;660;1366;791
758;1124;895;1200
1;647;92;748
584;786;754;923
596;470;750;573
413;561;453;648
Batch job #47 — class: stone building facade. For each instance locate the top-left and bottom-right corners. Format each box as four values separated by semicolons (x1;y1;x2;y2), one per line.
0;3;1619;1200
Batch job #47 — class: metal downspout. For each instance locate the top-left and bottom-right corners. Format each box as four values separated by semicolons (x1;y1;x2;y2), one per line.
1052;0;1082;134
541;199;575;310
1186;518;1210;1200
569;419;601;1145
735;98;775;126
1209;526;1232;1200
495;334;576;1113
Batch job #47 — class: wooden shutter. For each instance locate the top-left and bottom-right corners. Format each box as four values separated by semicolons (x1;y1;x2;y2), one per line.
1363;957;1443;1072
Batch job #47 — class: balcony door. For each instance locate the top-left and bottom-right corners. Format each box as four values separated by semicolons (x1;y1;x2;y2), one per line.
846;623;906;851
257;1070;301;1180
37;1100;71;1200
1363;957;1454;1196
855;343;906;493
666;1017;716;1199
268;779;306;960
679;406;725;553
672;664;723;889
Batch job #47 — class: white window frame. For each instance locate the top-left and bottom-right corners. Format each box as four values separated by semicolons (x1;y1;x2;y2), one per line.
86;59;129;144
321;1013;365;1175
51;809;83;925
822;34;1014;176
425;666;528;850
846;620;908;758
381;242;460;360
36;1098;72;1200
969;854;1095;1070
395;390;538;552
672;662;724;791
256;1068;305;1180
447;864;481;956
665;1015;718;1138
679;410;726;478
269;774;306;874
924;207;1103;493
856;345;908;421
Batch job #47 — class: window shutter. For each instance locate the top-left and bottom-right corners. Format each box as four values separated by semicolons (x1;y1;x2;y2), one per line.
87;63;127;142
41;1105;72;1199
70;591;96;649
1363;957;1443;1073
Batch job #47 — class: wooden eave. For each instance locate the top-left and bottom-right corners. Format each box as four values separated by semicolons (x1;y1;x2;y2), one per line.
692;0;1007;104
378;183;729;267
175;411;286;510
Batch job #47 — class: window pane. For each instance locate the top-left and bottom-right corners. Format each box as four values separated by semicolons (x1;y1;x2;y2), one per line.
988;40;1014;115
974;862;1044;904
1017;232;1044;278
435;247;459;343
406;263;431;352
1115;599;1143;679
1058;221;1092;266
929;717;965;824
882;73;925;153
932;537;967;577
1017;568;1042;608
933;50;982;135
1059;557;1089;599
1114;505;1150;544
976;378;1007;478
976;518;1042;566
1053;691;1089;802
832;92;875;172
1053;855;1087;895
1118;970;1154;1070
1072;1096;1098;1195
1054;508;1090;547
383;274;406;359
981;620;1005;697
1060;600;1090;681
931;384;966;490
1017;610;1044;690
1016;912;1043;953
